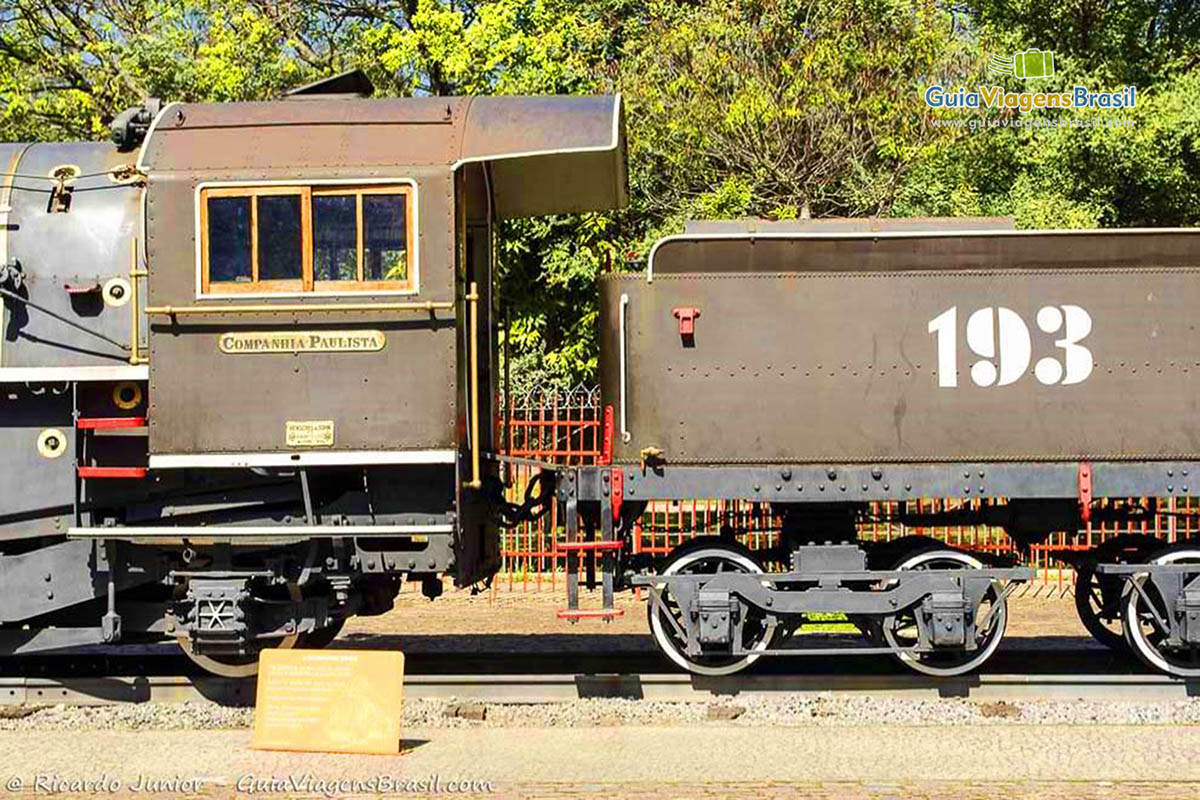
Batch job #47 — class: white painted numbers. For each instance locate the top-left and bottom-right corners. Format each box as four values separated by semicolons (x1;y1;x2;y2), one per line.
928;305;1093;388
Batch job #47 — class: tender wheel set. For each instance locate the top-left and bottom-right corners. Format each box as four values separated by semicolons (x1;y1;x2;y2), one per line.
636;539;1026;677
1093;544;1200;677
626;533;1200;679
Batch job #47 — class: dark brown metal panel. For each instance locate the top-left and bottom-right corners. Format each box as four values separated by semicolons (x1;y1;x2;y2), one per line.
139;96;628;216
145;167;457;455
141;100;460;172
140;98;459;167
148;319;456;454
137;94;627;455
459;95;627;218
458;96;620;160
651;231;1200;275
683;217;1016;234
600;266;1200;464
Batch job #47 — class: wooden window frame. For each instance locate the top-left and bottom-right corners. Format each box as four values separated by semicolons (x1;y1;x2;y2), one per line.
199;183;415;296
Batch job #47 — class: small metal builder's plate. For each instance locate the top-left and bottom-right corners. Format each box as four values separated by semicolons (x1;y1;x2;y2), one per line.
285;420;334;448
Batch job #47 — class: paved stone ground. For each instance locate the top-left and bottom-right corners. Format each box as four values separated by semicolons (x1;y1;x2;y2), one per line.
9;782;1200;800
512;782;1200;799
1;725;1199;799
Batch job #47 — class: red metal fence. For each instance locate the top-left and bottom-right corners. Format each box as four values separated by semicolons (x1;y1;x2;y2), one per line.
498;387;1200;592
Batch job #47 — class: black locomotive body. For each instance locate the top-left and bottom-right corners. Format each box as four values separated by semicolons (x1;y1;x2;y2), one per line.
0;78;627;676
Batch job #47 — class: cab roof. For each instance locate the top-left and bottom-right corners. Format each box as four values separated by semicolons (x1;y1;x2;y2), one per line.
138;94;628;219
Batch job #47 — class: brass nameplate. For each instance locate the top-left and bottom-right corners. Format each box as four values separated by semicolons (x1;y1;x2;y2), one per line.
252;650;404;755
286;420;334;447
219;330;385;354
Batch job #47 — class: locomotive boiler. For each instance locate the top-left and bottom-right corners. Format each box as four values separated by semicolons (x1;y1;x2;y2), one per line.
0;74;627;676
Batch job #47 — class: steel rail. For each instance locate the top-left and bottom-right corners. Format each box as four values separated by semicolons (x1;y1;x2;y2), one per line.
0;672;1194;706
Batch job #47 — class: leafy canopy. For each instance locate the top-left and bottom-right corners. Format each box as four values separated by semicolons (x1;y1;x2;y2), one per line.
3;0;1199;390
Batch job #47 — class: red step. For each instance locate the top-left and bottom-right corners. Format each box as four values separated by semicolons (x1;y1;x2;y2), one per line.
556;608;626;620
77;417;147;430
77;466;147;479
555;540;624;552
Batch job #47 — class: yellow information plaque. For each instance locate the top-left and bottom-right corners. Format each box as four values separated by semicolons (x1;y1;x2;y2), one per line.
252;650;405;755
285;420;334;447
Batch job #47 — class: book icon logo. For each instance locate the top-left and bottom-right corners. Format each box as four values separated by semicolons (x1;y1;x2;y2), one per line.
990;49;1055;79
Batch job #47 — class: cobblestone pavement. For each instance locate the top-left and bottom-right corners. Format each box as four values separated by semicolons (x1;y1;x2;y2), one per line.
506;781;1200;799
13;781;1200;800
2;725;1199;799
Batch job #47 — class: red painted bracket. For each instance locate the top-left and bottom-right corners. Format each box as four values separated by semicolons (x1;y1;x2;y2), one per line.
1078;462;1093;523
556;608;626;620
599;405;614;465
672;306;700;337
77;416;147;430
77;466;147;479
611;467;624;523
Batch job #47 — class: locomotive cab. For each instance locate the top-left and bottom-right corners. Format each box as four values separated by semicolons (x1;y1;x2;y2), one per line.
0;85;627;674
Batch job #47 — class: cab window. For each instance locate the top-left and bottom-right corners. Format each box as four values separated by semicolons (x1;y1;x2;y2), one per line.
200;184;414;294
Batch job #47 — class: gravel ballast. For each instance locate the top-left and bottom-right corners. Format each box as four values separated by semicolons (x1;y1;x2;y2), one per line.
5;695;1200;732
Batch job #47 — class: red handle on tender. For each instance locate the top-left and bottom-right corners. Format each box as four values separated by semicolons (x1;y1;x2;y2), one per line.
1078;462;1093;522
673;306;700;336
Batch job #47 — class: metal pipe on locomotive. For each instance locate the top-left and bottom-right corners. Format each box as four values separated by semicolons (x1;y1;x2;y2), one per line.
3;73;1200;680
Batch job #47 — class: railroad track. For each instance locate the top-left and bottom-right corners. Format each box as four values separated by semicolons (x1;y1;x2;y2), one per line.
1;671;1196;706
1;646;1197;705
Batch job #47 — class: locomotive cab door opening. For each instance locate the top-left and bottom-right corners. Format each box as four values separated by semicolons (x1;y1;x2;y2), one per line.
454;163;501;585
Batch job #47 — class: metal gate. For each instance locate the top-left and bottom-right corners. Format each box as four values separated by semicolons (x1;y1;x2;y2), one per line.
497;386;1200;593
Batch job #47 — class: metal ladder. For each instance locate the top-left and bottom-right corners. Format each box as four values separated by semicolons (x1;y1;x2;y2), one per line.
556;465;624;621
72;381;148;528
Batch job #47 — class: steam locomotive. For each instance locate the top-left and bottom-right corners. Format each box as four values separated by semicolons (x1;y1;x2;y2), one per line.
2;72;1199;679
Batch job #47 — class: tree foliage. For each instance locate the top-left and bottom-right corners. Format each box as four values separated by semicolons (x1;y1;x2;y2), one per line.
620;0;970;221
3;0;1199;390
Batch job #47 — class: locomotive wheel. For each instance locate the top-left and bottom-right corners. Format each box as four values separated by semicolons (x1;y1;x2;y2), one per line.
881;548;1008;677
1123;544;1200;677
176;583;303;678
1074;535;1163;652
853;537;945;645
647;541;776;676
178;639;298;679
298;619;346;650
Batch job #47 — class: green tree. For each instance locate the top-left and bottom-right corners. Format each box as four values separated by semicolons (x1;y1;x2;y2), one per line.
618;0;969;222
6;0;1200;391
894;0;1200;228
0;0;313;140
